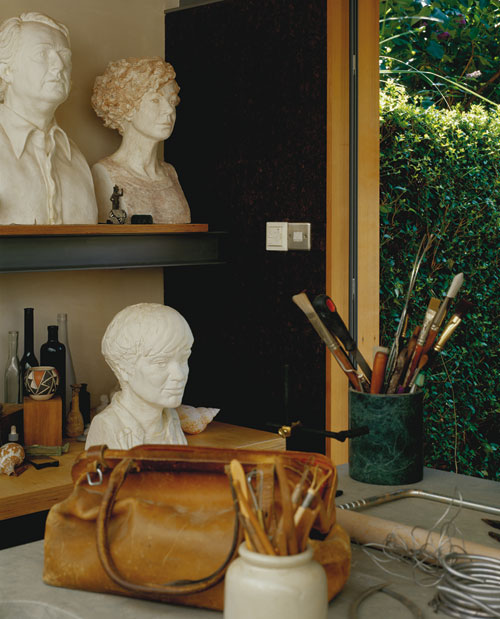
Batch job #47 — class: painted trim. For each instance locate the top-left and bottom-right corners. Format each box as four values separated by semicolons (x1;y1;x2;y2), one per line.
326;0;379;464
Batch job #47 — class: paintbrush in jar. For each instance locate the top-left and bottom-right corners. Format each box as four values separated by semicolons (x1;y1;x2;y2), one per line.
386;325;420;394
370;346;389;394
422;273;464;355
409;298;473;391
312;294;372;383
292;292;363;391
275;457;298;555
384;233;435;388
402;297;441;389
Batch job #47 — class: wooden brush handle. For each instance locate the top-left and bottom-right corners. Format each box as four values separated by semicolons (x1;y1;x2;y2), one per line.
276;458;298;555
370;349;388;394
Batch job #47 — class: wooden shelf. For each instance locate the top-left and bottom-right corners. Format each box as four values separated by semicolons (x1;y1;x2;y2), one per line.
0;225;227;272
0;224;208;236
0;422;285;520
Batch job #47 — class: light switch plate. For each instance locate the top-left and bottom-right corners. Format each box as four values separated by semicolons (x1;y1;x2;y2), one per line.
266;222;288;251
288;223;311;250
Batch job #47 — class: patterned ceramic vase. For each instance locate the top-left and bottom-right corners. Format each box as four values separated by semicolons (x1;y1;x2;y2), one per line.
24;366;59;401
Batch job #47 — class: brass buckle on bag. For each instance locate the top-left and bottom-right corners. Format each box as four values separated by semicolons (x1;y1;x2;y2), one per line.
87;464;103;486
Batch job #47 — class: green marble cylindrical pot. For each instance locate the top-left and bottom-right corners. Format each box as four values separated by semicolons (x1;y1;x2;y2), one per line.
348;390;424;485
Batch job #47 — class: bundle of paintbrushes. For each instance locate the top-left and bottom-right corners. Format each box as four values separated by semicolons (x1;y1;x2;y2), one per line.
382;234;473;394
292;234;473;394
226;456;333;556
383;281;473;394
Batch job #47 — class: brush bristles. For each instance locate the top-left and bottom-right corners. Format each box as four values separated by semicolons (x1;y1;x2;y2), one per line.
292;292;316;318
428;297;441;311
448;272;464;298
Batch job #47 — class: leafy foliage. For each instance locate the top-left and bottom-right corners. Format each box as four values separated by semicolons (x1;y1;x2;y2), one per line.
380;0;500;108
380;83;500;479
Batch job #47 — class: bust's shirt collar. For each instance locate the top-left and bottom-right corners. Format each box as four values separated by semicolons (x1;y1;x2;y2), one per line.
0;103;71;160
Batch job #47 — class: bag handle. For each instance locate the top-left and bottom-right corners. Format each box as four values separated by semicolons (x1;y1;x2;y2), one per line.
96;457;241;597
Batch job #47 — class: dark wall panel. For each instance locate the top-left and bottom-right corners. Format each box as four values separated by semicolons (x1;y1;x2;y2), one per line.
164;0;327;452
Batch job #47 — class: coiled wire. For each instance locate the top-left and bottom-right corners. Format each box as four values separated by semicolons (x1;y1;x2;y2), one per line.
431;553;500;618
358;490;500;618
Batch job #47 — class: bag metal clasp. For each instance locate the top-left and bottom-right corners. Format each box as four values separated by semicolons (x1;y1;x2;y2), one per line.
86;464;103;486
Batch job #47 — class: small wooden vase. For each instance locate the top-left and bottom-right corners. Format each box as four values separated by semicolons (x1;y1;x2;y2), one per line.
66;384;84;438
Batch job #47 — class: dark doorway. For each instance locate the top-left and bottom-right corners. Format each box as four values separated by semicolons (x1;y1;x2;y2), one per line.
164;0;327;453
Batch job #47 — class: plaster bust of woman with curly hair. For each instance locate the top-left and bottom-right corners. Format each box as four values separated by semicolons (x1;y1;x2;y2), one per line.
91;57;191;224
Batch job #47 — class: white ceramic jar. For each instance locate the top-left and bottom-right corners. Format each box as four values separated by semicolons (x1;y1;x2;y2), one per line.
224;543;328;619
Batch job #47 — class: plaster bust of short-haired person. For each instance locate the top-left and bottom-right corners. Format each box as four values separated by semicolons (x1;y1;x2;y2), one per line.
91;57;191;224
0;12;97;224
85;303;217;450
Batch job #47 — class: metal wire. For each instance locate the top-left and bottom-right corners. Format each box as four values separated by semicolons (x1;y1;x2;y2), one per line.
431;553;500;618
356;491;500;617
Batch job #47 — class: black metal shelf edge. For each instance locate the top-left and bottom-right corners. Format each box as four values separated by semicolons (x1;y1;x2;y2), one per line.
0;231;228;273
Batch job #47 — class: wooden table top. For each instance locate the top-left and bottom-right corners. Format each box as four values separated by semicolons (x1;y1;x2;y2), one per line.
0;422;285;520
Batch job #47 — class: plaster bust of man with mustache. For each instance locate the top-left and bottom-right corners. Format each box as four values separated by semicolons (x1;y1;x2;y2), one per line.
86;303;197;450
0;12;97;224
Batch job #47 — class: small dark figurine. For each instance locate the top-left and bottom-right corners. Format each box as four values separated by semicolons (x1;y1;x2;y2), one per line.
106;185;127;224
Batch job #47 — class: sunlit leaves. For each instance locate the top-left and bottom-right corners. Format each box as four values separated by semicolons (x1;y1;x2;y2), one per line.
380;0;500;107
380;84;500;480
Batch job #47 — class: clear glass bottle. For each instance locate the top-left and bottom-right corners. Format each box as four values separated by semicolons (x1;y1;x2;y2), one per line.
57;313;76;414
4;331;21;404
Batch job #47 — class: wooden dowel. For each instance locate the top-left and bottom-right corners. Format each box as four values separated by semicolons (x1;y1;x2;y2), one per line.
337;510;500;562
235;481;276;555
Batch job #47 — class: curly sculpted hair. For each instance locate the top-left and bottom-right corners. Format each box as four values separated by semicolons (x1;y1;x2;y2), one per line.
91;56;179;134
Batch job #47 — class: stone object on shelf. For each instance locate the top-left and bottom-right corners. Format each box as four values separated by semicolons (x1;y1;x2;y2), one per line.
177;404;219;435
0;441;24;475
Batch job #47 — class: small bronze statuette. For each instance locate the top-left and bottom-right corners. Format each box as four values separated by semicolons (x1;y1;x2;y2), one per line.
107;185;127;224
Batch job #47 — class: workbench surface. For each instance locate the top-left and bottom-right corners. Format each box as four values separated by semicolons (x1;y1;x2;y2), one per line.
0;466;498;618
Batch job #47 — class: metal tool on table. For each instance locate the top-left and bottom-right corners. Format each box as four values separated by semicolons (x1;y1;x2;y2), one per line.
483;518;500;543
338;488;500;517
267;421;369;442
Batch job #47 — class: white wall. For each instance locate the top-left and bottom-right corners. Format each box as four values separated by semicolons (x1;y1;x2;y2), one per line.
0;0;179;404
